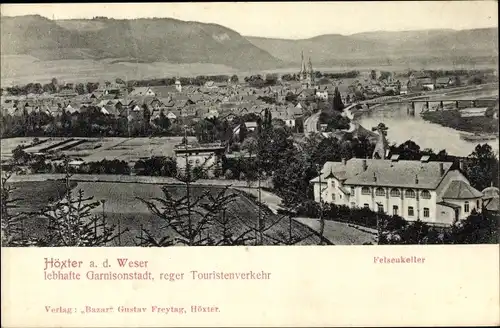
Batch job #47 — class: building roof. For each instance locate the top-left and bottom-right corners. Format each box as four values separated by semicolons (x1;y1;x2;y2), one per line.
437;201;462;209
442;180;483;199
418;78;434;85
129;87;154;97
436;77;451;84
311;158;454;190
482;186;499;199
484;197;499;211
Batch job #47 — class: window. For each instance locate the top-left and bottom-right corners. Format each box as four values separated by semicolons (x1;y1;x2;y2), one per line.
363;203;370;209
423;208;430;218
408;206;414;216
195;159;201;165
464;201;469;213
331;180;336;188
390;188;400;197
377;204;384;213
405;189;416;198
375;188;386;196
421;190;431;199
393;205;399;216
361;187;370;195
476;200;480;209
331;193;336;201
351;188;355;197
188;160;194;165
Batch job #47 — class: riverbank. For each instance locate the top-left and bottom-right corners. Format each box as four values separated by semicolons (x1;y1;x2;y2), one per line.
421;110;499;134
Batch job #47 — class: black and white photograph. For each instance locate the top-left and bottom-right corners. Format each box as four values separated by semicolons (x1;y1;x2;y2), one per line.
1;2;498;248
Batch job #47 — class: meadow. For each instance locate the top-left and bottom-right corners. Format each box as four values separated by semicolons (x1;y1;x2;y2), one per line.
7;180;322;246
3;55;496;87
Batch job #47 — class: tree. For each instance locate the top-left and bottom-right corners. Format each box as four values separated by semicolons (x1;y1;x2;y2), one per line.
241;136;258;157
51;78;59;92
155;109;170;132
137;152;247;246
391;140;422;160
238;123;248;143
332;87;345;112
451;210;499;244
465;144;499;190
38;166;126;246
142;104;151;135
230;75;239;83
1;172;33;246
86;82;99;94
75;83;86;95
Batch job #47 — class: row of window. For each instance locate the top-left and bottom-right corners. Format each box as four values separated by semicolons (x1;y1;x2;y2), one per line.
361;203;431;218
359;187;431;199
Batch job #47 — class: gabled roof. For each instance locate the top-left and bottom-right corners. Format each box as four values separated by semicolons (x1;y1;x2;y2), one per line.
442;180;483;199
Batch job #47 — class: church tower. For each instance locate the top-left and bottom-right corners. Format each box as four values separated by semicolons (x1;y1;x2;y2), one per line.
175;77;182;92
308;57;315;87
299;51;307;81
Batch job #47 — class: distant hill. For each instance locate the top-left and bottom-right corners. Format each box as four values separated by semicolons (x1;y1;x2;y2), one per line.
247;28;499;67
0;15;283;70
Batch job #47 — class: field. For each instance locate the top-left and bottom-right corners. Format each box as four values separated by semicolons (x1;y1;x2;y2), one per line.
294;218;376;245
8;180;77;213
7;180;322;246
1;136;197;162
0;137;36;159
0;55;240;87
3;55;496;87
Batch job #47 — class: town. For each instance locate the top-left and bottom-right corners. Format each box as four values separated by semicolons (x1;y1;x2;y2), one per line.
1;13;499;247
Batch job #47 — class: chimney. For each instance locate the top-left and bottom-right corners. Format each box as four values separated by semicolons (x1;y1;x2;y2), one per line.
362;159;368;171
439;163;445;177
341;158;347;165
415;174;419;184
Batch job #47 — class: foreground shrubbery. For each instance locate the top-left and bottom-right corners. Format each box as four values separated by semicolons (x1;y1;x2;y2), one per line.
295;200;499;245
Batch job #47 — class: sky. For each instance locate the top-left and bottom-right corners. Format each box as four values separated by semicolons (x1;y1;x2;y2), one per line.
1;2;498;39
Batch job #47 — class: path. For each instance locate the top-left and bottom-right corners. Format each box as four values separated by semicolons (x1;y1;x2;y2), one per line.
7;173;273;189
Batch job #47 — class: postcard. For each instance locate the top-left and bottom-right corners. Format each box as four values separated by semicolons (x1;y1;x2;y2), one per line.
1;2;499;327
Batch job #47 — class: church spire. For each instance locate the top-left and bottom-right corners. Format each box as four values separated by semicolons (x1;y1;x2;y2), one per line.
300;50;306;76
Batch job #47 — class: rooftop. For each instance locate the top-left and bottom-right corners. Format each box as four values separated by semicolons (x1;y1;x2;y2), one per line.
311;158;454;190
442;180;483;199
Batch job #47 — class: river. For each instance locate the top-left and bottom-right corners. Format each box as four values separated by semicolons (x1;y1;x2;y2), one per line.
356;88;499;157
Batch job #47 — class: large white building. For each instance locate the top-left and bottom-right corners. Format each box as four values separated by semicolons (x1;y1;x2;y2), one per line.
310;157;483;225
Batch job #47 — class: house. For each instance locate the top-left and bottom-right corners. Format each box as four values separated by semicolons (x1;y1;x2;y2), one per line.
399;85;408;95
315;89;329;101
310;157;483;225
436;77;453;88
417;77;435;91
129;87;156;98
459;107;489;118
173;142;226;177
233;121;258;136
166;111;177;121
204;108;220;119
